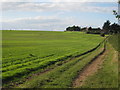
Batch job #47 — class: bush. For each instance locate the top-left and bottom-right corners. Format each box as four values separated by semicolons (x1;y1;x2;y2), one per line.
100;33;105;37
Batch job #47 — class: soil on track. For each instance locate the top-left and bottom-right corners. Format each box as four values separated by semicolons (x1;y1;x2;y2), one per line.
72;47;107;88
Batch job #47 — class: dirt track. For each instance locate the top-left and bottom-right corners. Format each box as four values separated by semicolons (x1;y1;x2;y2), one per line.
72;47;107;88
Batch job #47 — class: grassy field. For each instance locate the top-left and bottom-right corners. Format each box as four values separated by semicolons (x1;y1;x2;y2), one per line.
108;34;119;89
18;42;104;88
2;30;104;87
108;34;120;52
80;43;118;88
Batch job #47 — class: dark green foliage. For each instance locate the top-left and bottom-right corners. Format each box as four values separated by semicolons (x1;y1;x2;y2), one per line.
102;20;120;34
88;27;92;30
66;25;81;31
86;27;101;34
102;20;111;34
80;27;87;31
100;33;105;37
110;23;120;34
113;10;120;20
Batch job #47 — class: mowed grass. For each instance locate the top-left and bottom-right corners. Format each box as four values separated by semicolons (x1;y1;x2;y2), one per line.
108;34;120;52
80;43;118;88
2;30;103;86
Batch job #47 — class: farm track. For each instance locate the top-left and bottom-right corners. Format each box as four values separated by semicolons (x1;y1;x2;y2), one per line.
11;42;104;88
72;42;107;88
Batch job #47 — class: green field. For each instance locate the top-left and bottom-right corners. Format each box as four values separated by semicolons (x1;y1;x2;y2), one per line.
2;30;104;87
3;30;118;88
18;41;104;88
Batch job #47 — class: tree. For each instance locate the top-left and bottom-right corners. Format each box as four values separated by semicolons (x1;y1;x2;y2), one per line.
88;27;92;30
81;27;87;31
66;25;81;31
113;10;120;20
113;1;120;24
110;23;120;34
110;1;120;34
100;33;105;37
102;20;111;34
66;27;71;31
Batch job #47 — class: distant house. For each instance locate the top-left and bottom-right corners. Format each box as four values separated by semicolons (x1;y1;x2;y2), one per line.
86;27;101;34
86;28;88;31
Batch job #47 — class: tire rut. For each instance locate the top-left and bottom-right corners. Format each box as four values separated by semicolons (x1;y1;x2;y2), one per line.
72;45;107;88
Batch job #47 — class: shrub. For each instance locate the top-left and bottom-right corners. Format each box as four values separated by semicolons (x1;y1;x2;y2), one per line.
100;33;105;37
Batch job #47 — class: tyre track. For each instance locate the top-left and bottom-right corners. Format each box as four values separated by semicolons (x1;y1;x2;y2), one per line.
72;42;107;88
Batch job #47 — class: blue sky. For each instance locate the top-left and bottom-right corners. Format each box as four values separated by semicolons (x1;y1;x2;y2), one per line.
1;1;118;31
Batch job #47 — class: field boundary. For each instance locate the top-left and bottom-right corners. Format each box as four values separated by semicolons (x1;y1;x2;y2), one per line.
73;37;107;58
72;39;107;87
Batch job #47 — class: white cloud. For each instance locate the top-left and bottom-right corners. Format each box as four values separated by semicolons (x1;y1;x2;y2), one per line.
1;0;35;2
1;0;117;2
49;0;117;3
2;2;117;14
1;14;106;30
2;16;76;30
1;2;117;30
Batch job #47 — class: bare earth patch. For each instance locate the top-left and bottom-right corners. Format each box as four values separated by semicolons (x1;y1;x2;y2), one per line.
72;48;108;88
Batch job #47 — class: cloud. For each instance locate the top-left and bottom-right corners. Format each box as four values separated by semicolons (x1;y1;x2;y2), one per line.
2;16;75;30
1;0;36;2
2;14;105;30
1;2;117;30
49;0;118;3
1;0;117;2
2;2;117;14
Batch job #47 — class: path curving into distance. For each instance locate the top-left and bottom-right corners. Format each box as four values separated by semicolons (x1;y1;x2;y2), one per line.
72;43;107;87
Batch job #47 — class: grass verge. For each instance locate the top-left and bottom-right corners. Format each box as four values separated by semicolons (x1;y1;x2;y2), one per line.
80;43;118;88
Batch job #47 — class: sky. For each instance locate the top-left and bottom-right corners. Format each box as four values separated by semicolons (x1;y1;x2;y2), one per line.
1;0;118;31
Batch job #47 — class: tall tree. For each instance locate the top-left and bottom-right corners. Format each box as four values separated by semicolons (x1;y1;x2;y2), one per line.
113;1;120;24
110;23;120;34
102;20;111;34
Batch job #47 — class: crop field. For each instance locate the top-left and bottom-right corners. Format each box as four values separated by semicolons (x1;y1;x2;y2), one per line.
18;42;105;88
3;30;117;88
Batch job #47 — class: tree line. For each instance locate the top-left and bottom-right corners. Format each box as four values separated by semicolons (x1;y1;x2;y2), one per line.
102;20;120;34
65;2;120;36
65;20;120;35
